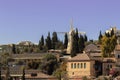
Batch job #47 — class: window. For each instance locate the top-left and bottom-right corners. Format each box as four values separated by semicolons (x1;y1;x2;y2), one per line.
31;73;37;77
118;55;120;58
110;65;112;68
72;72;74;75
71;63;73;69
84;63;86;68
107;65;109;68
74;63;76;68
81;63;83;68
77;63;80;68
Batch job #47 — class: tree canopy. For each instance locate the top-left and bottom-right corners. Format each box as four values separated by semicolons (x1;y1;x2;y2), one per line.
101;35;117;57
53;62;67;80
12;44;16;54
79;35;85;53
45;32;52;50
70;29;86;57
64;33;68;49
40;54;58;75
52;32;58;49
98;31;103;44
38;35;44;50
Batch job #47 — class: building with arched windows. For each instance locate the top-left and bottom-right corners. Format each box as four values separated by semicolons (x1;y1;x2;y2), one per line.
67;53;95;79
67;52;117;79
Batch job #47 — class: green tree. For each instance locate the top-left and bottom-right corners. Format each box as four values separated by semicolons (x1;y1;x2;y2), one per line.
16;48;20;54
71;31;77;57
78;35;85;53
22;67;25;80
24;47;29;53
53;62;67;80
64;33;68;49
98;31;103;44
45;32;52;50
40;54;58;75
55;41;64;50
52;32;58;49
5;65;10;80
0;53;11;80
29;47;33;53
101;35;117;57
12;44;16;54
110;28;114;37
84;34;88;42
105;32;110;37
27;61;39;69
75;28;79;53
39;35;44;50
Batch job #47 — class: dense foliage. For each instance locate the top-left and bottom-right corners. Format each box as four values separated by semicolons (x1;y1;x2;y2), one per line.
53;62;67;80
22;67;25;80
38;35;44;50
40;54;58;75
63;33;68;49
101;33;117;57
45;32;52;50
70;28;86;57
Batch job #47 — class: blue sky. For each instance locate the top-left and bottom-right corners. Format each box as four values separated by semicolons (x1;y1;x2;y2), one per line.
0;0;120;44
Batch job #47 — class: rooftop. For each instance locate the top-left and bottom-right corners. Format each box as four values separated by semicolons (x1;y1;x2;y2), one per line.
68;53;92;62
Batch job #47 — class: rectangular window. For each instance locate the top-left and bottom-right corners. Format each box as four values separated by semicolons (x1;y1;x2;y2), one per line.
72;72;74;75
84;63;86;68
81;63;83;68
74;63;76;68
71;63;73;69
110;65;112;68
77;63;79;68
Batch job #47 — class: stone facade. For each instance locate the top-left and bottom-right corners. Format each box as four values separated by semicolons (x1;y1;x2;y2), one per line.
67;61;95;78
67;53;95;79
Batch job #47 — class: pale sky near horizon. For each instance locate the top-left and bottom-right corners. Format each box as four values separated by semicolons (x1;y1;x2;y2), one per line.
0;0;120;44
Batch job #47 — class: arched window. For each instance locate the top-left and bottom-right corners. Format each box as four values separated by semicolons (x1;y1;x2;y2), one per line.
84;63;86;68
81;63;83;68
74;63;76;69
77;63;79;68
71;63;73;69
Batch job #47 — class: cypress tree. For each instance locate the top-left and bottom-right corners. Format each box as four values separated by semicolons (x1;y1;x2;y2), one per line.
12;44;16;54
39;35;44;50
71;31;77;57
79;35;85;53
52;32;58;49
22;67;25;80
75;28;79;53
110;28;114;37
84;34;88;42
105;32;110;37
45;32;52;50
98;31;103;44
64;33;68;49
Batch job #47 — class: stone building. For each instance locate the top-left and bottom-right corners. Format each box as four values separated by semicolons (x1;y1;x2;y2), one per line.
67;53;95;79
